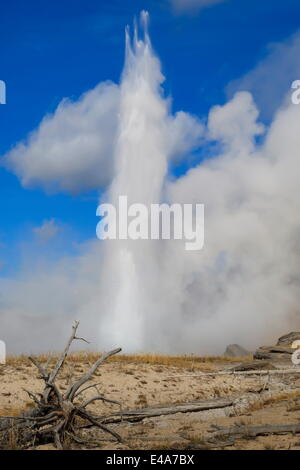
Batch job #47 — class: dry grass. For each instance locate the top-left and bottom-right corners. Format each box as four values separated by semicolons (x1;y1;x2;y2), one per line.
5;352;253;370
247;390;300;413
264;443;276;450
3;426;21;451
0;407;23;418
5;355;32;367
185;432;211;449
114;353;253;367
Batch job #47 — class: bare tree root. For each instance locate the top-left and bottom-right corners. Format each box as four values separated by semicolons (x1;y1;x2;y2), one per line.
0;322;122;450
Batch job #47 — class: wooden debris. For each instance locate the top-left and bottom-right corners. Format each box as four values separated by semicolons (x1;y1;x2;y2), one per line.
164;368;300;379
0;322;122;449
229;360;276;372
101;397;234;424
206;423;300;446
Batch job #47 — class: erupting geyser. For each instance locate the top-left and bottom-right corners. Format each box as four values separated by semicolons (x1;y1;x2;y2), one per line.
100;12;170;351
2;9;300;357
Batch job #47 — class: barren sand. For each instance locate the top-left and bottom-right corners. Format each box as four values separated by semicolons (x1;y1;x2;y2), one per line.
1;354;300;450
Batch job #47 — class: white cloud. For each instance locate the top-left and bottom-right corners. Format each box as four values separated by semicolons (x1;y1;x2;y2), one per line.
0;240;103;353
2;92;300;354
164;93;300;353
3;82;120;194
227;31;300;120
2;22;300;355
33;219;59;243
167;111;204;163
2;84;202;195
170;0;226;14
208;91;265;155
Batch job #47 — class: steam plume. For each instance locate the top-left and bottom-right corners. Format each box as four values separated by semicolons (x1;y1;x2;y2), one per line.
1;13;300;354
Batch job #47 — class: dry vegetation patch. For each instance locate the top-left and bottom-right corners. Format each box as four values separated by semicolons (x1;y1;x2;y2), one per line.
2;339;300;450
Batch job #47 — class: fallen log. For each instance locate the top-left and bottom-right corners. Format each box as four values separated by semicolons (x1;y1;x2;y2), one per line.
206;423;300;444
164;368;300;379
229;360;276;372
99;398;234;424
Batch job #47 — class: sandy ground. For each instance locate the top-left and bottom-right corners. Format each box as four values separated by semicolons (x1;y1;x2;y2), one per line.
1;356;300;450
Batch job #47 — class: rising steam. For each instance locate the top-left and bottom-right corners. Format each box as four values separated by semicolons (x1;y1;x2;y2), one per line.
97;13;300;353
99;13;170;351
1;13;300;354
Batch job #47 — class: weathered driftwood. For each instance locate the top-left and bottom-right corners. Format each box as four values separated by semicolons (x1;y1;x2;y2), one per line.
100;397;234;424
126;422;300;449
206;423;300;444
229;360;276;372
164;368;300;379
0;322;122;450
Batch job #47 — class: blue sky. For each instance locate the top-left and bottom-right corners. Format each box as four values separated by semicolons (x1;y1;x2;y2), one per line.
1;0;300;276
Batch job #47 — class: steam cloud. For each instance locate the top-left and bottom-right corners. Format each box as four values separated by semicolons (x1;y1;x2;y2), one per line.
1;14;300;354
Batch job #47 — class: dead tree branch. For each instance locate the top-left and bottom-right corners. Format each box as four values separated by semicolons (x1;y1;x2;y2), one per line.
0;322;122;450
206;423;300;446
